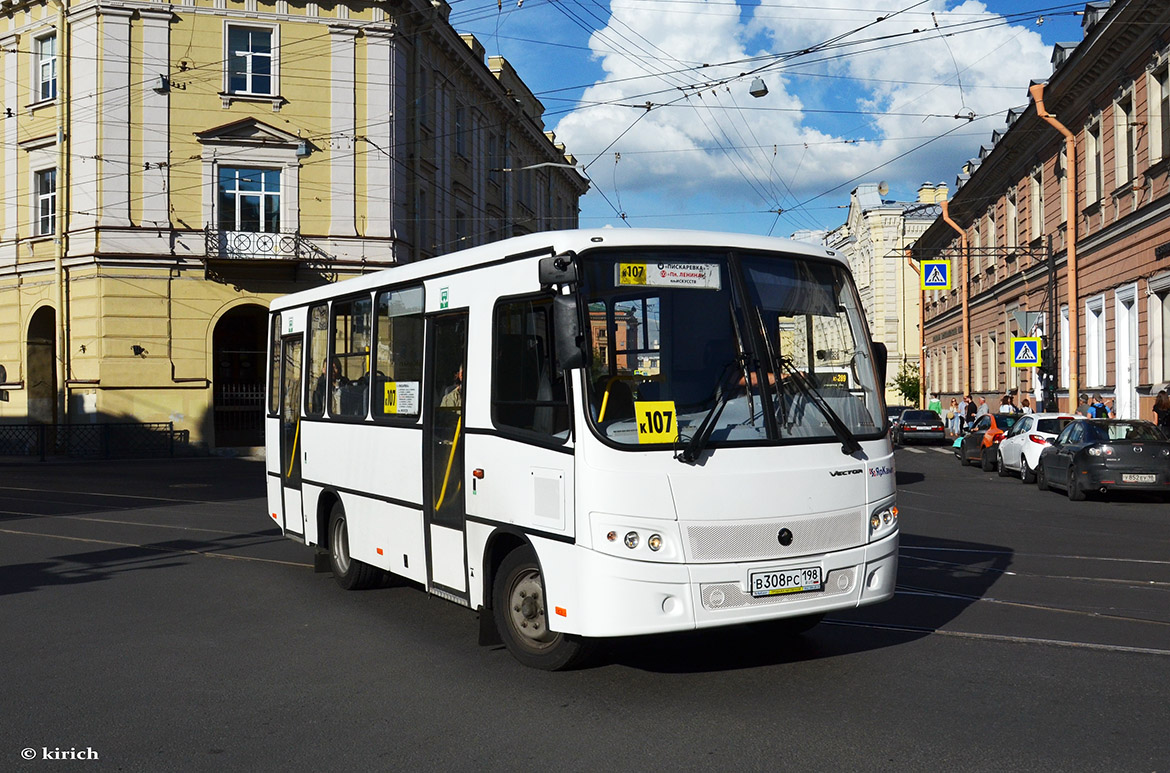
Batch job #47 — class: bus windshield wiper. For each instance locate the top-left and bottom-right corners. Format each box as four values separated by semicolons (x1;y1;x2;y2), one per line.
777;355;862;455
676;361;741;464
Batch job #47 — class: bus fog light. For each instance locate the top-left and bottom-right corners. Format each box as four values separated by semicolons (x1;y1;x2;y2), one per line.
648;534;662;551
606;531;618;542
624;531;639;549
870;514;881;531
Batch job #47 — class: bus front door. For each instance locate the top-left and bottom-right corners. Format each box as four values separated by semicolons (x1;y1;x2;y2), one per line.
425;312;469;602
279;335;305;536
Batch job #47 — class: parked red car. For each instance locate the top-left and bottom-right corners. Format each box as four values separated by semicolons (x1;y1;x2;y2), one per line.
958;413;1022;470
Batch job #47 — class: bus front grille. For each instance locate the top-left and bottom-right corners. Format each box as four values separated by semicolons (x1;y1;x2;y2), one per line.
684;511;865;563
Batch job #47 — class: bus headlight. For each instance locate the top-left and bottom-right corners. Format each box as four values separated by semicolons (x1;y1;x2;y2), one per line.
870;504;898;540
591;514;682;562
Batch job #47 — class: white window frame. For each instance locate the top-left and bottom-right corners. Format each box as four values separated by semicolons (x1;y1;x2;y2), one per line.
1029;167;1043;241
1085;295;1106;387
1060;305;1069;388
1149;60;1170;167
985;209;996;266
35;32;57;103
1005;189;1018;251
1147;273;1170;386
1085;117;1103;206
987;331;998;391
1057;147;1068;224
223;22;279;98
217;166;282;233
34;167;56;236
1114;89;1136;187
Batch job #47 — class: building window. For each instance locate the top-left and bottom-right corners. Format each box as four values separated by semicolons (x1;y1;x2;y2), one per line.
455;104;467;158
987;333;997;392
1060;305;1069;388
1154;65;1170;165
218;167;281;233
973;335;983;391
985;210;996;265
226;25;274;95
488;133;500;185
416;189;428;252
1029;167;1043;241
971;220;981;273
37;34;57;101
36;168;56;235
1057;147;1068;224
1086;119;1103;205
1115;93;1136;186
1006;189;1018;250
1085;296;1105;387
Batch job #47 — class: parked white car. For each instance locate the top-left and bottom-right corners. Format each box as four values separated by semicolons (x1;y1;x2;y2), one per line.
996;412;1078;482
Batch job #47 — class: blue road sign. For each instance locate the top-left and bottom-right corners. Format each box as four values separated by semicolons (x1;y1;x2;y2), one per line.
1011;337;1042;367
921;260;950;290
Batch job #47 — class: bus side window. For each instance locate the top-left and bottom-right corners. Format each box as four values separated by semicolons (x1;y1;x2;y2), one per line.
373;286;424;419
493;297;569;438
331;295;372;418
306;304;329;417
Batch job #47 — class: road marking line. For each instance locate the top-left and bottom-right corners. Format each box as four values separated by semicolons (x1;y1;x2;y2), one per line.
0;526;311;568
825;619;1170;657
904;448;925;454
0;485;234;505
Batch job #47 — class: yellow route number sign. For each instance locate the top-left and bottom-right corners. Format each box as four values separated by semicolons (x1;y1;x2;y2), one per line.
618;263;647;285
635;401;678;444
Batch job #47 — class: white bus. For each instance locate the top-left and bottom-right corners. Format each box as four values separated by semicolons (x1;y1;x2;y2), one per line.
265;229;898;669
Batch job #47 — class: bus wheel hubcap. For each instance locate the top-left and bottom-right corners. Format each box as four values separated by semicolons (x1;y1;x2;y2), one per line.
509;570;554;646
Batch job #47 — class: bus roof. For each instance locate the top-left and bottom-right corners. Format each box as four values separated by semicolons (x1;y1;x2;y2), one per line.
268;228;845;312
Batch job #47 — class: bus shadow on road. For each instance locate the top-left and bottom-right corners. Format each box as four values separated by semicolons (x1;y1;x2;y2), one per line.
0;531;290;596
597;534;1012;673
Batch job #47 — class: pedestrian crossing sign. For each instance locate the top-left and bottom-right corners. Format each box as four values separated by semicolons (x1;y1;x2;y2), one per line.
1011;337;1042;367
921;260;951;290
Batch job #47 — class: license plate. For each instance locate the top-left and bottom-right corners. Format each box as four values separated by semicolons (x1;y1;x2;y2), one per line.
748;566;823;597
1122;473;1156;483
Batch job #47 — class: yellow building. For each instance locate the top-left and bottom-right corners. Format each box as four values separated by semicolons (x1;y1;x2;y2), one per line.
0;0;587;450
825;183;947;406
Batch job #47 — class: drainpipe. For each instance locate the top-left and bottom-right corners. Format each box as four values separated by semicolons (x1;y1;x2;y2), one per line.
905;248;925;408
1030;82;1078;410
940;200;969;397
52;0;70;425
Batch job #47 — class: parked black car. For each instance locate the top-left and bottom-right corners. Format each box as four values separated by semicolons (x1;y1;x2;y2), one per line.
1037;419;1170;500
886;404;910;435
893;409;946;445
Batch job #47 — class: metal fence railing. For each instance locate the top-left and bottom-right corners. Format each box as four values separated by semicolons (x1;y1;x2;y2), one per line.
0;423;189;461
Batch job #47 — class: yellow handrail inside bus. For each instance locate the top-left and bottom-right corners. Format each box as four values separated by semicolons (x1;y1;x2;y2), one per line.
435;414;462;511
598;375;623;422
286;418;300;478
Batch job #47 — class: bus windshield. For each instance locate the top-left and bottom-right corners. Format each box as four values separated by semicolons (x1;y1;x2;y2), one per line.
580;248;882;450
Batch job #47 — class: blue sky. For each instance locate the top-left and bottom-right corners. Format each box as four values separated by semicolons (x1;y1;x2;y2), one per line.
450;0;1086;237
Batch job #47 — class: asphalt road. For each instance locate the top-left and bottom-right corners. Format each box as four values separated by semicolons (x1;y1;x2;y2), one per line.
1;450;1168;771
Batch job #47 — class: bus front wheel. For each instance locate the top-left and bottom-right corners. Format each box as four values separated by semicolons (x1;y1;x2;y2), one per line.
493;547;592;670
327;503;382;590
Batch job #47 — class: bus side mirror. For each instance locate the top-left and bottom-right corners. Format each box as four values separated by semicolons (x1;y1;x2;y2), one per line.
552;295;588;370
872;340;888;387
539;252;577;290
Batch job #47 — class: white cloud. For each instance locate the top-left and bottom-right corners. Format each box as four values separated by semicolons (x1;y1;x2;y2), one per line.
552;0;1054;229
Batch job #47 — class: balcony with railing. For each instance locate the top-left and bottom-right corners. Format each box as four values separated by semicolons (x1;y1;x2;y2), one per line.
204;227;318;261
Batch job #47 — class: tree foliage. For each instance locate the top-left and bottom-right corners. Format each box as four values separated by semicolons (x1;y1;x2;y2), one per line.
891;361;920;405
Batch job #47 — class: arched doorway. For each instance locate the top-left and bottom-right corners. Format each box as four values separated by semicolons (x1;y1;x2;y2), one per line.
27;307;57;425
212;304;268;447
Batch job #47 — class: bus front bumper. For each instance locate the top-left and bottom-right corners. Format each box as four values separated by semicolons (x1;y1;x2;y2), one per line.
536;531;898;639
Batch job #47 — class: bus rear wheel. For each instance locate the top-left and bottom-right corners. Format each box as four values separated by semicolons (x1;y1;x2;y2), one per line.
328;503;382;590
493;547;592;670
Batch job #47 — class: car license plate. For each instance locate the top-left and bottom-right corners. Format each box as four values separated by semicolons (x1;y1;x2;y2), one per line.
1122;473;1156;483
748;566;823;597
